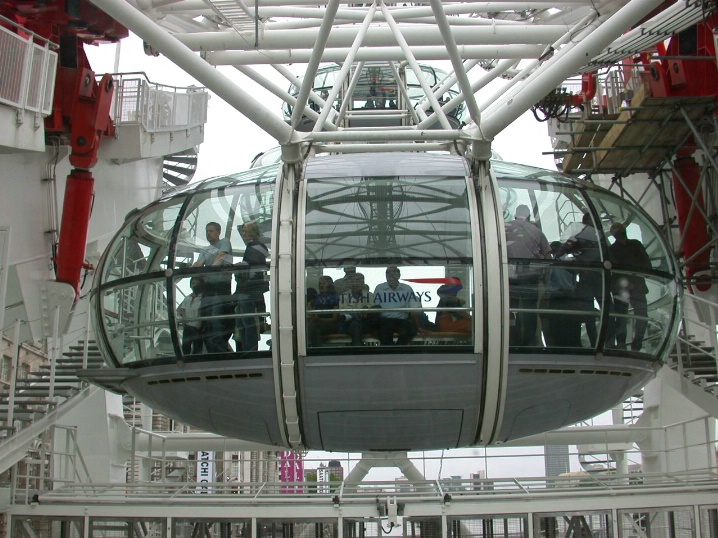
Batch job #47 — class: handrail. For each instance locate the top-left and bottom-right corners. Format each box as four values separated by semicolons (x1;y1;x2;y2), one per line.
107;73;208;134
35;471;718;503
0;24;57;116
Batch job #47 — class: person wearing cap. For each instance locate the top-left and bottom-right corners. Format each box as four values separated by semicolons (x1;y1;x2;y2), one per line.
505;204;551;346
435;281;472;334
608;222;651;351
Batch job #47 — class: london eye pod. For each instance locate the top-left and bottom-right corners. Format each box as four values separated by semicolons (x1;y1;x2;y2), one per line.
90;152;680;451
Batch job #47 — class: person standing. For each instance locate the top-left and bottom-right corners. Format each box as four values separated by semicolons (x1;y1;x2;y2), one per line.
505;204;551;346
234;221;269;351
177;277;205;355
193;222;233;353
373;266;425;345
608;222;651;351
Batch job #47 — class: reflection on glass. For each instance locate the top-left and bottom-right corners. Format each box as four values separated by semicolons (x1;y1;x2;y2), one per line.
304;172;474;351
305;266;473;349
101;279;171;365
497;173;677;356
176;276;205;355
102;200;183;283
98;166;276;365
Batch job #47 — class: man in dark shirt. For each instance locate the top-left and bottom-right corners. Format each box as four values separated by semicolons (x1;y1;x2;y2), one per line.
235;221;269;351
608;222;651;351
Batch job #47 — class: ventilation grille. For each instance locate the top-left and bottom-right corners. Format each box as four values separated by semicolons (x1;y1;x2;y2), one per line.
518;368;631;377
147;372;263;385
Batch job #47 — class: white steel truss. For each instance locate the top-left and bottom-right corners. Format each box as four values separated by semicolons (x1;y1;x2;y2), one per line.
85;0;712;160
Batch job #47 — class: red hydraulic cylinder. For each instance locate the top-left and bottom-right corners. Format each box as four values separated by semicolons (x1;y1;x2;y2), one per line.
673;147;710;291
55;169;95;297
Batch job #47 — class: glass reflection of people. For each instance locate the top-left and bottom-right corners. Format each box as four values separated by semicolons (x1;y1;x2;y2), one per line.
177;276;204;355
234;221;269;352
373;266;425;345
192;222;233;353
505;204;551;346
307;275;340;347
339;272;376;346
435;280;471;333
609;222;651;351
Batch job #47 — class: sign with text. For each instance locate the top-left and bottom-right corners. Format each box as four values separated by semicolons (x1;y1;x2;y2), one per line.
196;450;215;493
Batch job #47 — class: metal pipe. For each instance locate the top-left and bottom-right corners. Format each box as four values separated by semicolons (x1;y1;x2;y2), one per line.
176;24;567;51
481;0;667;139
380;1;451;129
428;0;481;126
312;2;377;133
233;65;336;131
205;44;544;64
290;0;340;129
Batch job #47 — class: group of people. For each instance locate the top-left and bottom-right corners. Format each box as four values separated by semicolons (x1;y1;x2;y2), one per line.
177;221;269;355
506;204;652;352
307;266;473;347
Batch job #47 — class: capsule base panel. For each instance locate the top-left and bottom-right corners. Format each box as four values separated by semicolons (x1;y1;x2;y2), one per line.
299;352;483;451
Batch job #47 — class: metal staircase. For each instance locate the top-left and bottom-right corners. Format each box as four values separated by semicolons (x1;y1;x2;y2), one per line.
0;340;104;475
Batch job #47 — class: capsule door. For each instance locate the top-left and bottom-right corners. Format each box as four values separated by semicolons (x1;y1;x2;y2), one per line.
292;153;489;451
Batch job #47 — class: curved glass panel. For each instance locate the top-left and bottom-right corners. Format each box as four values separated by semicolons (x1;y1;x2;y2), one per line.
100;277;173;365
304;173;474;350
590;191;676;354
500;179;601;349
101;199;184;283
173;183;273;356
97;166;277;365
496;169;678;357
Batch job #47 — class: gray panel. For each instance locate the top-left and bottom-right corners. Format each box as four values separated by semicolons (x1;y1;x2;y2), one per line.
497;354;658;442
507;400;571;441
122;359;283;446
300;353;482;451
318;409;464;451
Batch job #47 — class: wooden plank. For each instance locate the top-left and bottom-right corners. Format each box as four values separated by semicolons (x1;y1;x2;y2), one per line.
559;81;714;174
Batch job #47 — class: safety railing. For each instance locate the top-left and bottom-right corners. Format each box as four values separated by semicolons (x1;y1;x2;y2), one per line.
671;291;718;380
109;72;208;134
0;18;57;117
20;412;714;503
559;63;651;117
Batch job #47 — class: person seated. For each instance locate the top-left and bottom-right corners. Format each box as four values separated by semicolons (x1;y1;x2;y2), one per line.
373;266;427;345
339;272;376;346
435;281;472;334
307;275;340;347
334;266;358;295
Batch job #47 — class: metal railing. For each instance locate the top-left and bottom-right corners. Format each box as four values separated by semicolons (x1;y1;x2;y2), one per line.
109;72;209;134
672;291;718;380
559;63;651;117
0;19;57;117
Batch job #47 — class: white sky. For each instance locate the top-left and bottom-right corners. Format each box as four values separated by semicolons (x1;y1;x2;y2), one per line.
85;34;598;482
